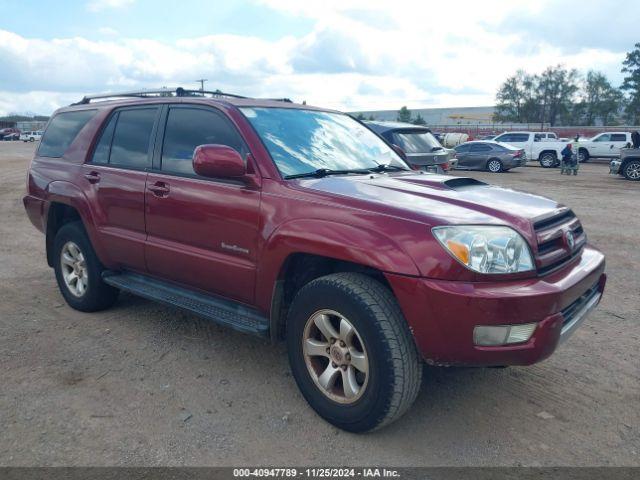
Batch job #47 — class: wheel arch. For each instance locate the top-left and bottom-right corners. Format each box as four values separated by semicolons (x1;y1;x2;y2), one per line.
44;181;105;267
259;219;420;341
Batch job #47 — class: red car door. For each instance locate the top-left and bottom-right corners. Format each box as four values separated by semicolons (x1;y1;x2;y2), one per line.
81;106;160;271
144;104;261;304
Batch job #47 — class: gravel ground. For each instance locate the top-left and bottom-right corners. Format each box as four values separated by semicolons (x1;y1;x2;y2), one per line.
0;141;638;466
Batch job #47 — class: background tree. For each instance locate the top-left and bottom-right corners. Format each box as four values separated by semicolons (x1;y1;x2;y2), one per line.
397;106;412;123
493;70;540;123
367;114;376;121
411;113;426;125
352;113;366;121
573;71;622;125
621;42;640;125
538;65;579;126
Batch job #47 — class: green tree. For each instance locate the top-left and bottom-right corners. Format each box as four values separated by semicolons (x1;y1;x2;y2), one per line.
575;71;622;125
411;113;426;125
538;65;579;126
351;113;366;121
621;43;640;124
493;70;540;123
397;106;412;123
367;114;376;121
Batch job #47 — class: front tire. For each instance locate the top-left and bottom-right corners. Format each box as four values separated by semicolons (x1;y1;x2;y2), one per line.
623;160;640;181
53;221;119;312
286;273;422;432
539;152;557;168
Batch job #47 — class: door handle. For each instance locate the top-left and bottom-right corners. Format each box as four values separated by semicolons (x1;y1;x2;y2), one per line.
148;182;170;197
84;171;101;184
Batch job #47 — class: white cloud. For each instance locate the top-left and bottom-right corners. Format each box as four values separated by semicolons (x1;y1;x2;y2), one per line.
87;0;134;12
0;0;633;115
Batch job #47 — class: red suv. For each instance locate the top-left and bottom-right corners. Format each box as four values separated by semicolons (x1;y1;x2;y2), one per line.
23;88;606;432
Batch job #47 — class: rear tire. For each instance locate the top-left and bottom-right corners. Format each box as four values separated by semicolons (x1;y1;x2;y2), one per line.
286;273;422;432
53;221;119;312
539;152;557;168
487;159;503;172
578;149;589;163
623;160;640;181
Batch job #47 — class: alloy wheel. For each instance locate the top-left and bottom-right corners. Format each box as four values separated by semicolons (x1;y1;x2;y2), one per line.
302;309;369;404
625;162;640;180
488;160;502;172
60;241;88;297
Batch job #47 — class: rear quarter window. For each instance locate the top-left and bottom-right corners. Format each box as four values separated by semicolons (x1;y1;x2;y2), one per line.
38;110;97;157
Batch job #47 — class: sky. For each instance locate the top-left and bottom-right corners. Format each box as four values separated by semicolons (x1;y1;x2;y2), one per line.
0;0;637;116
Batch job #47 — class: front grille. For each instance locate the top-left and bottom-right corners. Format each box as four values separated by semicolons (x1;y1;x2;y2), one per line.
533;209;586;275
561;281;600;328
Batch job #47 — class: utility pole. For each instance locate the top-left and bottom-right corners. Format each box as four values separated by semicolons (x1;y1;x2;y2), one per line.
196;79;208;91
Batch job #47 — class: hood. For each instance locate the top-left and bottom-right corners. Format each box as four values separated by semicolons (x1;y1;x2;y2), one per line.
295;172;564;234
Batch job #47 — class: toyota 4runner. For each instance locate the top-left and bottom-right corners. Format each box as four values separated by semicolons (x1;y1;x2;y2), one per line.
23;88;606;432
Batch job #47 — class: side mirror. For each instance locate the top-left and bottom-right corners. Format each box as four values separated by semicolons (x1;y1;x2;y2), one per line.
193;144;246;178
391;144;407;161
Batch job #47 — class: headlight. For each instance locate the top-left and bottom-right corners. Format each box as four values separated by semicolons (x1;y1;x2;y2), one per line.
433;226;534;274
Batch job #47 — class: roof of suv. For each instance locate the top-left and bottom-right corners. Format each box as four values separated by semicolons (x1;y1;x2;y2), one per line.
57;88;334;114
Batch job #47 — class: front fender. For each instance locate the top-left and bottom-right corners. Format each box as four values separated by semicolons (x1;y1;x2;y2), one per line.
254;218;420;311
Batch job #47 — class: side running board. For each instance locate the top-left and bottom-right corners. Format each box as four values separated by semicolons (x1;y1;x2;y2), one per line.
102;271;269;337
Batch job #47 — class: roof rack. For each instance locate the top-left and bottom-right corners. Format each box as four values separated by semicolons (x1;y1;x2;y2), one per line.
73;87;292;105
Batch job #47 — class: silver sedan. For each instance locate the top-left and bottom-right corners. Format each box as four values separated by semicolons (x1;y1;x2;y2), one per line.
453;141;526;172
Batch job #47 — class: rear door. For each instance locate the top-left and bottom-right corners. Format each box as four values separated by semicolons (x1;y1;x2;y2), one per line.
454;143;471;168
144;104;261;304
468;143;493;169
609;133;629;156
81;106;160;271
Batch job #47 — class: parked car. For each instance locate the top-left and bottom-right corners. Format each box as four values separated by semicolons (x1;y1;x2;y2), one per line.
610;147;640;181
20;131;43;142
365;121;451;173
453;141;526;172
493;131;567;168
23;88;606;432
575;132;632;162
2;132;20;141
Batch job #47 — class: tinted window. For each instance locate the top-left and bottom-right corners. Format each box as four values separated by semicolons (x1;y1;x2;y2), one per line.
611;134;627;142
454;143;470;153
510;134;530;142
393;131;442;153
161;107;246;175
38;110;96;157
593;134;610;142
109;108;158;169
91;114;117;164
470;143;493;152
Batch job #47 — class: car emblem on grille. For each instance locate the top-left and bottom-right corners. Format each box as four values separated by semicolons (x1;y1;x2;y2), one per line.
564;230;575;250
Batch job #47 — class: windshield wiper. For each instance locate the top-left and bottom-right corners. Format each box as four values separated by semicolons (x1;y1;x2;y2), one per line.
367;164;409;173
284;168;371;180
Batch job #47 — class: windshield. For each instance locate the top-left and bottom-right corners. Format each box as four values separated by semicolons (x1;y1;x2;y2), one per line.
394;131;442;153
240;107;406;177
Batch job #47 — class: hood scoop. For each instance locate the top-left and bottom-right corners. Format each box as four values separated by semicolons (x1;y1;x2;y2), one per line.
390;175;487;190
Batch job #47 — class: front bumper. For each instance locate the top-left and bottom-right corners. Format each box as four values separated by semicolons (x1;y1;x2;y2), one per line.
610;160;621;174
386;245;606;366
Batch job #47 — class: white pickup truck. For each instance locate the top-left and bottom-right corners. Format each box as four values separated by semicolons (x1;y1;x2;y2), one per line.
575;132;631;162
493;131;568;168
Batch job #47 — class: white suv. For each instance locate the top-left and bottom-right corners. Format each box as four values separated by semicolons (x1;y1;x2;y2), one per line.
20;131;43;142
577;132;631;162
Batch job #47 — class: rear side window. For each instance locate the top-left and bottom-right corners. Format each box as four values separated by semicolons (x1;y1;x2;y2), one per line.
91;114;117;164
611;134;627;142
38;110;96;157
470;143;493;152
454;144;470;153
109;108;158;169
161;107;246;175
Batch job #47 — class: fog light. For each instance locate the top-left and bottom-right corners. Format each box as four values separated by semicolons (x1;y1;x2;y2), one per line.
474;323;537;346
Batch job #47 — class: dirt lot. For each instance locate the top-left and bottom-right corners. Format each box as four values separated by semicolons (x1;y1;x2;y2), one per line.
0;141;638;466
